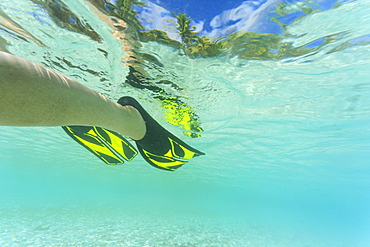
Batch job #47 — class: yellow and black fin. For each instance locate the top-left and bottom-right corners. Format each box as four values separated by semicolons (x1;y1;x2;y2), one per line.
137;136;203;171
118;96;205;171
62;126;138;165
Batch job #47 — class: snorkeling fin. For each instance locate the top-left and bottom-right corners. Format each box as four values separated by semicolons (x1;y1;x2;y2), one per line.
118;96;205;171
62;126;138;165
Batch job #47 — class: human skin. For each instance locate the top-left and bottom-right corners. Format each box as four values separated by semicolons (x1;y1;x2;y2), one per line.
0;51;146;140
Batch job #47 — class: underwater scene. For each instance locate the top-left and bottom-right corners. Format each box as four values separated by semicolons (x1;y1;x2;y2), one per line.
1;0;370;246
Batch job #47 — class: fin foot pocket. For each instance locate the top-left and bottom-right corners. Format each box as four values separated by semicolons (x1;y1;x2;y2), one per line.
118;96;205;171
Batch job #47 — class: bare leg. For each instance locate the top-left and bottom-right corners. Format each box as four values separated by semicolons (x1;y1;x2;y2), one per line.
0;51;146;140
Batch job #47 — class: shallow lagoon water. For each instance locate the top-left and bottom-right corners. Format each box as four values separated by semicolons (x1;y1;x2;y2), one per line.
1;0;370;246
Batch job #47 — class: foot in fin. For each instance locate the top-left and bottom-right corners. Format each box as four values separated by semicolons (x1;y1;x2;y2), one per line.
118;96;205;171
62;126;138;165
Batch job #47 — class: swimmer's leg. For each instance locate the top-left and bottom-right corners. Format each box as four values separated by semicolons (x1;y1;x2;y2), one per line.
0;51;145;140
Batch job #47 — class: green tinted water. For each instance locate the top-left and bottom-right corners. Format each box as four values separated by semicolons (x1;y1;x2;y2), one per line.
1;0;370;246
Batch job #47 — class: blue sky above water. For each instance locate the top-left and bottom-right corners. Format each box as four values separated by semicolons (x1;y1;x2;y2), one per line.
132;0;282;39
154;0;243;22
129;0;353;40
150;0;346;33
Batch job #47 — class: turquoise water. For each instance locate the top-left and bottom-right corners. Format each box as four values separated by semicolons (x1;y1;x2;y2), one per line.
1;0;370;246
